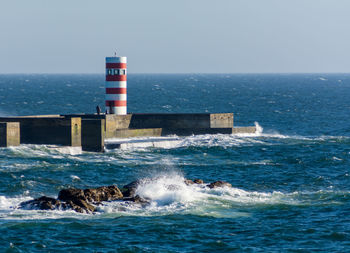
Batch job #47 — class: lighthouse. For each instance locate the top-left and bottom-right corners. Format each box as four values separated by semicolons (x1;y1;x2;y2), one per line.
105;55;127;115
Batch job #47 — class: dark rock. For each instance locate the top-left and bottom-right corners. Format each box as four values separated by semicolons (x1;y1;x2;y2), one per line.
122;195;150;208
184;179;194;185
19;185;124;214
208;181;232;189
132;195;150;205
66;199;96;213
185;179;205;185
121;180;141;197
57;185;123;213
19;196;62;210
57;188;95;213
58;188;85;202
84;185;123;203
194;179;204;184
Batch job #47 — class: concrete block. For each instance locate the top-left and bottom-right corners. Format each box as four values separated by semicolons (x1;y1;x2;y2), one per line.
0;122;20;147
114;128;162;138
82;119;105;152
232;126;256;134
0;117;81;146
128;114;211;129
105;114;132;138
70;117;82;147
210;113;234;128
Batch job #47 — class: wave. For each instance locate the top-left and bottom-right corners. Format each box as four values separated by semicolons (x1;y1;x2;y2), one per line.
1;173;349;220
6;145;82;158
105;136;182;150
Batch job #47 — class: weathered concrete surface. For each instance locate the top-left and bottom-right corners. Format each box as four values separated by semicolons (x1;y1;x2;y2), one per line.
82;119;105;152
70;117;82;147
128;113;233;129
105;114;131;138
210;113;234;128
161;127;234;136
114;128;162;138
232;126;256;134
101;113;235;138
0;117;81;146
0;122;20;147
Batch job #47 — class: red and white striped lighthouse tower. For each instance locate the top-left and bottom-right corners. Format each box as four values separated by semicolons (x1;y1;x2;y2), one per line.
105;55;127;115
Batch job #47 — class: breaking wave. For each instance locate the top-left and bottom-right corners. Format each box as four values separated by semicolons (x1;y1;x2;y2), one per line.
6;145;82;158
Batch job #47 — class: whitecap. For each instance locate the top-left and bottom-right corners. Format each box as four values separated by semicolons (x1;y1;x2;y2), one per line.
70;175;81;181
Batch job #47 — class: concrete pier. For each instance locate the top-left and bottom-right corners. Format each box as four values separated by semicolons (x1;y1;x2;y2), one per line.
0;116;81;146
0;113;256;151
103;113;237;138
0;122;20;147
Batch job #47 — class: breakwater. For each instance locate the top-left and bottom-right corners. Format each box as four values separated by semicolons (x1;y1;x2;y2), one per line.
0;113;256;151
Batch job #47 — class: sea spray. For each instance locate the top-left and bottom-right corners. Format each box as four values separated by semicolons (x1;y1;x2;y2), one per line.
135;173;203;206
255;121;263;135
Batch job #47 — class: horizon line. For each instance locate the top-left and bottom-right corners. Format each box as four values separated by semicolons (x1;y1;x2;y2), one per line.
0;72;350;75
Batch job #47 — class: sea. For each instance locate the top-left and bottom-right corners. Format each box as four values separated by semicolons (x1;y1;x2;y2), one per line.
0;73;350;252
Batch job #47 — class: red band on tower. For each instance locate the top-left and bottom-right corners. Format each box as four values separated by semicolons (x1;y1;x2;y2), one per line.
106;100;127;106
106;88;127;94
106;63;127;69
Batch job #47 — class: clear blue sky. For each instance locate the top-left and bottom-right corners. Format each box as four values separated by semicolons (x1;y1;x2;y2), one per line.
1;0;349;73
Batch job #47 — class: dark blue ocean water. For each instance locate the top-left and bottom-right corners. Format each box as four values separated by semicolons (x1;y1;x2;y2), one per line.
0;74;350;252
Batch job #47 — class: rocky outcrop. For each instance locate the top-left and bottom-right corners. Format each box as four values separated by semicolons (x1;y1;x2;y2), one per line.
121;180;140;198
67;198;96;213
208;181;232;189
58;185;123;203
20;185;124;213
184;179;194;185
20;196;65;211
194;179;204;184
19;179;233;213
122;195;150;206
184;179;205;185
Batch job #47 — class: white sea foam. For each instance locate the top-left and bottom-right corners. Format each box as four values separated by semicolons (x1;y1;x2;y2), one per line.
70;175;81;181
133;174;292;207
97;173;348;218
8;144;82;158
105;136;182;150
47;146;82;155
232;121;263;137
0;195;31;210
